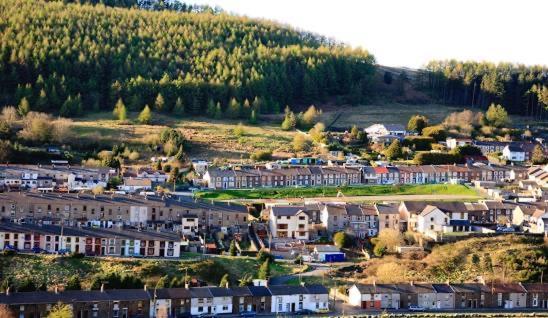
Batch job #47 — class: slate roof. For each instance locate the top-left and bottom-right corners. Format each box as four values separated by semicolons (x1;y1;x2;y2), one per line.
208;287;233;297
305;284;329;294
190;287;213;298
152;288;191;299
432;284;454;293
247;286;271;297
270;206;305;217
267;285;308;295
375;203;400;214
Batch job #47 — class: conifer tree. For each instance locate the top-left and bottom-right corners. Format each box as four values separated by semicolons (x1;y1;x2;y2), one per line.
249;109;257;124
214;102;222;119
137;105;152;124
226;97;240;119
206;99;216;118
18;97;30;117
155;93;165;112
173;97;184;115
113;98;127;121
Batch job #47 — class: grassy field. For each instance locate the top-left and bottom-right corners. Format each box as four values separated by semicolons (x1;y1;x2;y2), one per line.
71;112;296;163
195;184;478;200
359;235;547;284
322;102;540;128
0;254;295;291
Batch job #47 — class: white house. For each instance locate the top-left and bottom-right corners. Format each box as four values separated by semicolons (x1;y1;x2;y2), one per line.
348;284;400;310
203;169;236;189
190;288;214;316
208;287;233;314
192;160;210;176
502;145;526;162
118;178;152;192
432;284;456;309
365;124;408;137
530;210;548;234
137;168;168;183
446;137;473;150
181;215;199;236
269;285;309;313
268;206;309;240
416;205;450;239
303;285;329;312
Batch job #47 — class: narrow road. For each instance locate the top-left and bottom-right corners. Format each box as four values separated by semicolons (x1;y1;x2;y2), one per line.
270;263;332;285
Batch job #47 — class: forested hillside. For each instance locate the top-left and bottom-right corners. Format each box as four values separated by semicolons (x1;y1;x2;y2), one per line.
0;0;375;117
416;60;548;119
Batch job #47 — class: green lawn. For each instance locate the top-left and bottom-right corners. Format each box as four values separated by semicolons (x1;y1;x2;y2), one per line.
195;184;478;200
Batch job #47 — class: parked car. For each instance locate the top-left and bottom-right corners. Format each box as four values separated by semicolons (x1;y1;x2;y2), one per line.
295;309;315;315
239;311;256;317
3;244;18;252
32;246;49;254
408;305;425;312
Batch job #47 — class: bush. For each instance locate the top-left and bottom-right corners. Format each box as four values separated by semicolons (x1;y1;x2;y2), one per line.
250;150;272;161
2;250;16;256
414;152;461;165
422;125;447;142
257;249;274;263
333;232;351;248
373;244;386;257
402;136;434;151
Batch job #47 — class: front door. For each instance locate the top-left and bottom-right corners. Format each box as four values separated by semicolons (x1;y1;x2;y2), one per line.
291;303;295;312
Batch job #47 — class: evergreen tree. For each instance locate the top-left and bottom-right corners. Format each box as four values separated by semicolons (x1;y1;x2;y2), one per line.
407;115;429;134
206;99;216;118
137;105;152;124
257;259;270;279
17;97;30;117
219;274;230;288
249;109;257;124
252;96;262;113
383;139;403;160
113;98;127;121
241;98;251;118
485;103;510;128
532;144;547;164
214;102;222;119
226;97;240;119
175;145;185;162
155;93;165;112
173;97;184;115
281;109;297;131
229;240;237;256
36;89;48;111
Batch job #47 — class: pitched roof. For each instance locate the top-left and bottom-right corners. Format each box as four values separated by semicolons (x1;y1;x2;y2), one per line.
375;203;400;214
491;283;527;294
267;285;308;295
432;284;454;293
270;206;305;217
190;287;213;298
450;283;490;293
522;283;548;293
208;287;233;297
305;284;329;294
247;286;271;297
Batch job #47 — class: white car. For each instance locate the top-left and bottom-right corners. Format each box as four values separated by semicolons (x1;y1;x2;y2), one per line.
408;305;425;312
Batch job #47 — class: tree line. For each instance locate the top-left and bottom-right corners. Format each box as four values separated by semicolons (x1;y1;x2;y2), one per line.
0;0;375;118
416;60;548;119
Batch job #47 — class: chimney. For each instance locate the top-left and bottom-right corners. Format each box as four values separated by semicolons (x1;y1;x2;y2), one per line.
226;282;229;289
185;282;189;289
100;284;105;293
144;285;148;291
410;281;414;286
54;286;59;294
5;287;10;296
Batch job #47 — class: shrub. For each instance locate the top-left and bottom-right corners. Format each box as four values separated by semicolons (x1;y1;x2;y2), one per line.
422;125;447;142
257;249;274;263
250;150;272;161
333;231;351;248
402;136;434;151
414;152;461;165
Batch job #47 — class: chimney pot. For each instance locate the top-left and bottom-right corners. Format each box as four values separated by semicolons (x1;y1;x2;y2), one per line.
100;284;105;292
6;287;10;296
144;285;148;291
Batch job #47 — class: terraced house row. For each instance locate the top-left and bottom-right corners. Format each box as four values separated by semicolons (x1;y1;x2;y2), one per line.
0;284;329;318
0;192;249;232
203;163;529;189
348;282;548;310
